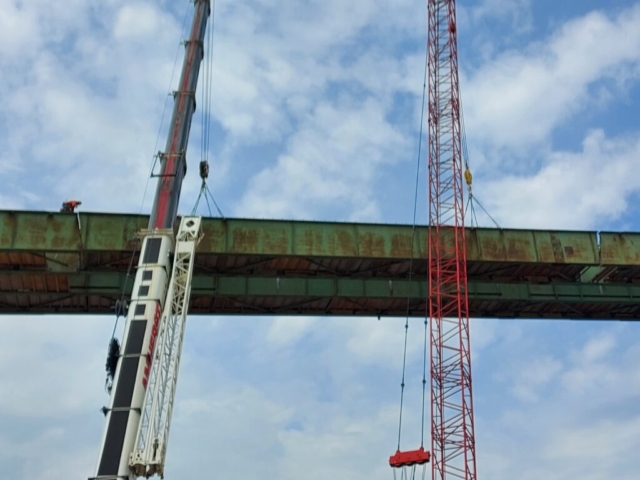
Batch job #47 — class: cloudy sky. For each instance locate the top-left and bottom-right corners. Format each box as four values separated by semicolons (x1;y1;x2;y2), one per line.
1;0;640;479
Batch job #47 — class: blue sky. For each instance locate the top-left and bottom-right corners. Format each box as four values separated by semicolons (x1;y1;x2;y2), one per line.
1;0;640;479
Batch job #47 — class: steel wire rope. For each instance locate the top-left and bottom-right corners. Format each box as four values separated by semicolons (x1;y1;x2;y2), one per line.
397;36;430;452
465;191;499;228
200;0;216;164
191;183;224;218
393;464;426;480
193;0;224;218
105;2;193;387
460;103;500;229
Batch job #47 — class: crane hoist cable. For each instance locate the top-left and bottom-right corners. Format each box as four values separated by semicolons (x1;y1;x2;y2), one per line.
463;163;500;229
390;35;430;479
200;0;216;165
460;105;500;229
191;161;225;218
192;0;224;219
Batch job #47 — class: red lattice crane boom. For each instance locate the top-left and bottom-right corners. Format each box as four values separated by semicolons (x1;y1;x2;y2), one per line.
427;1;477;480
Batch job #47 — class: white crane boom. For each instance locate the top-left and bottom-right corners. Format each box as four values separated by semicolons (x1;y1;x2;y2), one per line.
91;0;211;476
130;216;202;477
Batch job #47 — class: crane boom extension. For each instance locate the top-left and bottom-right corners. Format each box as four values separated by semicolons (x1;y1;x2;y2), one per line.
150;0;210;231
131;217;202;477
91;1;210;478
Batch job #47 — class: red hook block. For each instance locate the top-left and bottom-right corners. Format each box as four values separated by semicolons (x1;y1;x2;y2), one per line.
389;447;431;468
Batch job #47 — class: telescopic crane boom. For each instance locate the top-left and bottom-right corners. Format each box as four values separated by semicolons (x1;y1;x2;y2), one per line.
91;1;210;478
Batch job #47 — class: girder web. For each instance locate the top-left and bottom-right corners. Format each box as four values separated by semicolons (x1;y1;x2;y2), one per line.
427;1;477;480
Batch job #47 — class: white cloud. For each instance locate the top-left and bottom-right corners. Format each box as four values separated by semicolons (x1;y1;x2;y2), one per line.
483;129;640;229
274;408;397;480
464;4;640;152
235;99;409;220
540;417;640;480
206;0;423;143
342;316;423;368
474;325;640;480
561;333;622;395
113;2;175;40
0;316;113;478
267;316;317;347
0;194;26;210
197;0;427;220
470;318;499;352
0;0;191;215
0;317;112;418
460;0;532;36
0;1;39;60
0;426;97;480
0;0;425;222
576;334;616;363
510;355;562;402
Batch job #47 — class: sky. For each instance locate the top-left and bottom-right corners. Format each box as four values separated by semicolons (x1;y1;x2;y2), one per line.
1;0;640;479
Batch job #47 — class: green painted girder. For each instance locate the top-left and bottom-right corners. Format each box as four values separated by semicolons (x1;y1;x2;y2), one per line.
1;272;639;318
4;270;640;303
1;209;639;265
0;210;613;263
2;210;640;319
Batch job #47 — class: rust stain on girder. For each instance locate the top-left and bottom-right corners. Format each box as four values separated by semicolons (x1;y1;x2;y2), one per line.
0;213;16;249
336;230;355;256
301;229;324;255
292;224;358;256
83;214;144;251
16;212;76;251
390;233;413;258
231;227;259;253
600;232;640;266
0;210;615;267
466;229;599;265
198;218;227;253
505;236;536;262
358;231;386;258
470;229;541;263
228;224;290;255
